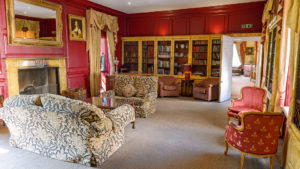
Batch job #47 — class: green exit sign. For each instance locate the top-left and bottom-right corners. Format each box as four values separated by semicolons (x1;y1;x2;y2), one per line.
241;24;253;28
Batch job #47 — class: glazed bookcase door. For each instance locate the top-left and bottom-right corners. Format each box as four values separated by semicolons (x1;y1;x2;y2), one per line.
157;40;171;75
192;40;208;77
142;41;155;74
174;40;189;75
211;39;222;77
124;41;139;73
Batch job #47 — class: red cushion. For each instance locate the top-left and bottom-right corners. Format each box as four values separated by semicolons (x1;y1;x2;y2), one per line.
228;106;261;113
163;85;177;91
194;87;206;94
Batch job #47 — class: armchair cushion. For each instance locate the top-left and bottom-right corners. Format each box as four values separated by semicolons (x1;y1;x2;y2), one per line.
163;85;177;91
228;106;261;113
115;75;135;96
135;76;158;97
194;87;206;94
122;84;137;98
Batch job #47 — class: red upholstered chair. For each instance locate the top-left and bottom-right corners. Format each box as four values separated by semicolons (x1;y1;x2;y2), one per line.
193;78;219;101
224;112;284;169
158;76;179;97
227;87;266;123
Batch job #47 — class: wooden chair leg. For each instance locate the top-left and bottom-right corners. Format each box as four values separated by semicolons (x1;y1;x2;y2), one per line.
224;141;228;155
240;153;245;169
270;155;274;169
131;121;136;129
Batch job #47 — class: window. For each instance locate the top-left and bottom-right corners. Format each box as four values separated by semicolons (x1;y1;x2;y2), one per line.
232;44;241;67
265;27;277;94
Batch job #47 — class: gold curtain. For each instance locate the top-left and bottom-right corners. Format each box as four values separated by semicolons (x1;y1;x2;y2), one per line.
286;0;300;33
107;31;116;75
86;9;119;96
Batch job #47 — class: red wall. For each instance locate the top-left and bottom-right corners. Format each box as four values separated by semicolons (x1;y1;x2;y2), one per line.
125;2;265;36
0;0;126;98
0;1;264;98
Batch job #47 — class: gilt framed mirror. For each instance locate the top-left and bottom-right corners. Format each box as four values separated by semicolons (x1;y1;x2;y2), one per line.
5;0;63;47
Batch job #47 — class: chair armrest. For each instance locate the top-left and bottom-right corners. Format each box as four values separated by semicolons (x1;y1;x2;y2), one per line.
101;90;115;98
231;98;244;107
90;118;113;137
105;104;135;132
144;92;158;100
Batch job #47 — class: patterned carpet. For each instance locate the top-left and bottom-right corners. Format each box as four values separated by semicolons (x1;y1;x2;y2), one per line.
0;97;282;169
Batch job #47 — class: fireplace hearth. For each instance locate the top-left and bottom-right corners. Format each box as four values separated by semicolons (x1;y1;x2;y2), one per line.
6;58;67;96
18;67;60;95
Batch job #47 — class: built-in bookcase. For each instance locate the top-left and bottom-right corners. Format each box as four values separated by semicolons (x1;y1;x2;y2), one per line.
211;39;221;77
174;40;189;75
157;41;171;75
142;41;154;74
124;41;138;73
192;40;208;77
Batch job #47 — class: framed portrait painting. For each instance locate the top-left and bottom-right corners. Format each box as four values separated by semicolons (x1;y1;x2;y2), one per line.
68;14;86;41
246;47;254;55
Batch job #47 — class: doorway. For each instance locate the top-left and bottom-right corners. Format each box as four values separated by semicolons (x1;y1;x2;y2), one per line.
219;36;261;102
231;40;260;98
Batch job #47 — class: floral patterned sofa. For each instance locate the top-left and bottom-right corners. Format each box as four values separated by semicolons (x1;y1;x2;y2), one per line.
102;75;158;118
0;94;135;167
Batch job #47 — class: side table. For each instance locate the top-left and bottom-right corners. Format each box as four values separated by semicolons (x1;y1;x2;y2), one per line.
92;97;136;129
181;80;194;96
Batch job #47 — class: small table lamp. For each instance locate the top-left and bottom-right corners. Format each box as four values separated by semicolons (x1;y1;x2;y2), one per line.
182;64;192;80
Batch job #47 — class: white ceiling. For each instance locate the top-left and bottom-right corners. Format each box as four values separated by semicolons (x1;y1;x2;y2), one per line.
14;0;56;19
89;0;265;14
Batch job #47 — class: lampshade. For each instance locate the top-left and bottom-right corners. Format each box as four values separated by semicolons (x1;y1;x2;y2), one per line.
182;64;192;73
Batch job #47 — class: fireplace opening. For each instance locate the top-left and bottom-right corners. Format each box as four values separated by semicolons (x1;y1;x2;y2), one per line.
18;67;60;95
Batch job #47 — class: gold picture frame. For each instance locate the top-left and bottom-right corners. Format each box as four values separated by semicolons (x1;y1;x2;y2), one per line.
246;47;254;55
68;14;86;41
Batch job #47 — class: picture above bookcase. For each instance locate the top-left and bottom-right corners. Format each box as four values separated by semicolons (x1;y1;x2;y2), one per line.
192;40;208;76
174;40;189;75
142;41;154;74
157;41;171;75
211;39;221;77
124;41;138;73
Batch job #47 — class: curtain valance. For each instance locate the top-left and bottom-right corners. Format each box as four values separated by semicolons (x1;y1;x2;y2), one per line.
86;8;119;52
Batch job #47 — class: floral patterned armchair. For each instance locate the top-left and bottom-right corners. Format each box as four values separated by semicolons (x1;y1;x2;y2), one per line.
102;75;158;118
224;112;284;169
227;86;266;123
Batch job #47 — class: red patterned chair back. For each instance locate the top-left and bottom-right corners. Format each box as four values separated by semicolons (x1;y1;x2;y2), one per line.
240;87;266;111
226;112;283;155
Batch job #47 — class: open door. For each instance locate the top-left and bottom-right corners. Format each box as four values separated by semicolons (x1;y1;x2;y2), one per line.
219;35;234;102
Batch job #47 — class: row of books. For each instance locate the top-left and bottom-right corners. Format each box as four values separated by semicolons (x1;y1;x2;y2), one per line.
193;59;207;65
211;60;220;66
142;41;154;45
193;53;207;59
212;45;221;52
212;39;221;44
193;40;208;45
158;54;170;58
125;58;138;63
158;46;171;52
157;69;170;74
125;51;138;57
142;46;154;57
212;52;220;60
192;46;207;52
157;60;170;68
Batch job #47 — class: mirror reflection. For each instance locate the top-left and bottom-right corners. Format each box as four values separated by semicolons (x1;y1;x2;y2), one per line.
14;0;56;41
